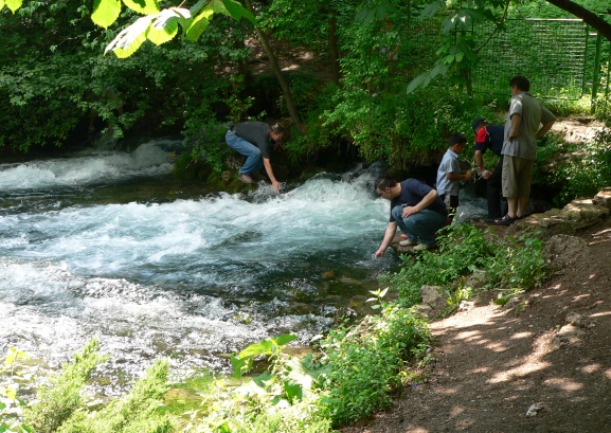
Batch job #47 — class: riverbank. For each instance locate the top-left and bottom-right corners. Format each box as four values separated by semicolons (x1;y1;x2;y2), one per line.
342;205;611;433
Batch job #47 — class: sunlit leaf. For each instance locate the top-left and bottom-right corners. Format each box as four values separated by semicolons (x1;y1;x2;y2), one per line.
4;347;27;367
230;354;252;378
92;0;121;29
5;386;17;400
105;15;153;58
238;340;273;359
147;8;189;45
5;0;22;13
283;381;302;403
406;74;428;94
273;334;297;346
184;8;213;42
123;0;159;15
188;0;207;15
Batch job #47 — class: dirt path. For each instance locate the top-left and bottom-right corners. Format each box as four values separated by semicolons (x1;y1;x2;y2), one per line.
342;217;611;433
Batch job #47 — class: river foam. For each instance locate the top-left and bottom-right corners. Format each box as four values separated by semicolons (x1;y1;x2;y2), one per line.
0;145;393;389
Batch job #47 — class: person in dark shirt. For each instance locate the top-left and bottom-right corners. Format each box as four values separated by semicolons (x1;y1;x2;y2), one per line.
473;118;505;221
374;176;447;255
225;121;286;192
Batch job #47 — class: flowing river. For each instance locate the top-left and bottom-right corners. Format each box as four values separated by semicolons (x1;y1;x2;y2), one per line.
0;140;409;389
0;140;488;392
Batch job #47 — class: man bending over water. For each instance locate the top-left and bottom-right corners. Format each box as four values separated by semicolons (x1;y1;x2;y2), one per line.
374;176;448;255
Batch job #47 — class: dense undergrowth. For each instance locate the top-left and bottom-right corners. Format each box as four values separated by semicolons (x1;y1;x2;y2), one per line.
534;128;611;207
1;224;549;433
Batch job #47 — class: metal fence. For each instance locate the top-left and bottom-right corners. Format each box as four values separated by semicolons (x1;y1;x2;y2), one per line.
470;18;609;102
404;17;610;107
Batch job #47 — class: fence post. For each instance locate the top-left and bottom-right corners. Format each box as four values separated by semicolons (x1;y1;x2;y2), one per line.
590;31;602;114
606;41;611;100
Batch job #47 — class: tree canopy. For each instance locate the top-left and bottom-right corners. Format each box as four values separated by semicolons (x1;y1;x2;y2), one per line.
0;0;609;168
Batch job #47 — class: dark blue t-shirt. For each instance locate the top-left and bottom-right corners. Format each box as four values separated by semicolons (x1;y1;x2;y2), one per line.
474;125;504;156
388;178;447;222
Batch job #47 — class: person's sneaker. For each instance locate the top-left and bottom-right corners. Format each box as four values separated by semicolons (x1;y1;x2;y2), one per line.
491;214;517;226
413;243;434;251
399;238;417;247
238;173;254;184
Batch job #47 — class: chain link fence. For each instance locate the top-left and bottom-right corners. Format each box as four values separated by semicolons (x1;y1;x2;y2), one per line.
403;17;610;107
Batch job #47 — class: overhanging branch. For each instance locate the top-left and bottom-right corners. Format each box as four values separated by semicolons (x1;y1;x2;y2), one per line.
544;0;611;41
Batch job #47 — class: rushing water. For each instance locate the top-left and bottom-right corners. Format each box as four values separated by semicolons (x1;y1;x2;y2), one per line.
0;140;408;389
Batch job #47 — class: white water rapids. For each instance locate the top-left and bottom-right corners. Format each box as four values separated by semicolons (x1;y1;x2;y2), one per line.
0;140;404;388
0;140;487;390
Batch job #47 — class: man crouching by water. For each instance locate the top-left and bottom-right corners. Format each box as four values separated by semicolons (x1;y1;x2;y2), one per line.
225;122;286;192
374;176;448;256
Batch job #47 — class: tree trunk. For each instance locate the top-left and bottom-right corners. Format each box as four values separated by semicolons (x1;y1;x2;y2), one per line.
243;0;305;135
545;0;611;41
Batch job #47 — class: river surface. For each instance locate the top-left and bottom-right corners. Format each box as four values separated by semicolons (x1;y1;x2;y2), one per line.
0;140;487;391
0;140;411;390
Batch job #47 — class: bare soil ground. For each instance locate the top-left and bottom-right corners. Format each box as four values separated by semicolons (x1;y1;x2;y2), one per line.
342;216;611;433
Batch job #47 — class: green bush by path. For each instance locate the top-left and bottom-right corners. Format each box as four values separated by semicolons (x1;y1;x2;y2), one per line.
535;128;611;207
317;306;429;426
381;224;549;310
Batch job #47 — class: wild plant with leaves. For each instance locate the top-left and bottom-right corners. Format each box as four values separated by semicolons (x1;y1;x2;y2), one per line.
381;224;549;310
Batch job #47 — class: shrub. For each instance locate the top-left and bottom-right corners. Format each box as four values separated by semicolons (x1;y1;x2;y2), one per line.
23;340;107;433
381;224;549;309
317;307;429;426
57;360;173;433
535;128;611;207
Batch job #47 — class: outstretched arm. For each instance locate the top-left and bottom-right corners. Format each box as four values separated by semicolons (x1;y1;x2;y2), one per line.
375;222;398;257
474;149;491;179
263;157;281;192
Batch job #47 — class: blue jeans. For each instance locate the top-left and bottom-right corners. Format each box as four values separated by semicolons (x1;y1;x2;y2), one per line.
225;131;262;175
391;206;446;246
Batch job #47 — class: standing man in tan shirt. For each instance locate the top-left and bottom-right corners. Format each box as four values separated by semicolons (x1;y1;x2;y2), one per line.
493;76;556;226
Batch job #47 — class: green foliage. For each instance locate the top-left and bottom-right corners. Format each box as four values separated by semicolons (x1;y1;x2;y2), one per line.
535;128;611;207
23;340;107;433
182;120;231;175
1;348;31;433
284;83;341;162
89;0;255;58
380;224;491;306
189;335;335;433
3;341;173;433
0;4;245;153
57;360;173;433
230;334;297;379
485;234;548;292
317;307;429;425
324;84;481;166
381;224;549;308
